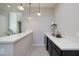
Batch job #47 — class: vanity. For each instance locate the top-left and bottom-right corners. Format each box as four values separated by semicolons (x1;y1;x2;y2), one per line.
44;32;79;56
0;30;33;56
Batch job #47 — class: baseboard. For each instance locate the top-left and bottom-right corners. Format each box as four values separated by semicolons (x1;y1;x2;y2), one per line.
32;44;44;47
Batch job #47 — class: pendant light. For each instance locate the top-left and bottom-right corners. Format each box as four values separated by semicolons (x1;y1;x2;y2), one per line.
18;3;24;10
37;3;41;16
7;5;11;7
28;3;31;19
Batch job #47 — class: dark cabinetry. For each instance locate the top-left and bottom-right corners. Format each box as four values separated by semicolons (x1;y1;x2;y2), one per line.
47;37;61;56
44;36;79;56
44;36;61;56
48;39;52;56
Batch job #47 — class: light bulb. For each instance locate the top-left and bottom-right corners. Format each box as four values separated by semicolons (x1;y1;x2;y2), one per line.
28;16;31;19
7;5;10;7
18;6;24;10
37;12;41;16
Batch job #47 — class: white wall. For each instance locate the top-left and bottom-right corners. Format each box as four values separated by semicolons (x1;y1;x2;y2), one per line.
22;7;54;45
54;3;79;37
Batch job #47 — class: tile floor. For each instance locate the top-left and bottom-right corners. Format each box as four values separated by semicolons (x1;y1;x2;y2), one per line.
30;46;49;56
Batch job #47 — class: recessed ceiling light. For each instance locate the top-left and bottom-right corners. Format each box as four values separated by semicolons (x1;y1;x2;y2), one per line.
7;5;10;7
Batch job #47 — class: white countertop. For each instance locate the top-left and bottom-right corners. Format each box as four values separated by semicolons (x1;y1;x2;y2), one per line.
0;30;33;43
45;32;79;50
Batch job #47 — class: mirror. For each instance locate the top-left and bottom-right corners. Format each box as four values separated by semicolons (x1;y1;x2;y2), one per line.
0;3;24;37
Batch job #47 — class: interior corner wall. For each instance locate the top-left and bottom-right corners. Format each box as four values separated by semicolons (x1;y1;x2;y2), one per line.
22;7;54;45
54;3;79;37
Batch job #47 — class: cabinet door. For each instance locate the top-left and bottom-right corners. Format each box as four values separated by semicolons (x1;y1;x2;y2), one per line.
48;42;52;56
52;47;60;56
50;39;61;56
45;36;61;56
44;36;48;50
48;39;52;56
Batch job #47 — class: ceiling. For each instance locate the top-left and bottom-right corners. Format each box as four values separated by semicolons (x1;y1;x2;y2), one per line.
0;3;56;12
27;3;56;8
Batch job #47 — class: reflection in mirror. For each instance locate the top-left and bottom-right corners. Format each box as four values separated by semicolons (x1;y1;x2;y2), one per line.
0;3;24;37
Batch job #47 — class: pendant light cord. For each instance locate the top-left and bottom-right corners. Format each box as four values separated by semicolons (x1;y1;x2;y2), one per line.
29;3;31;17
39;3;40;13
21;3;22;6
